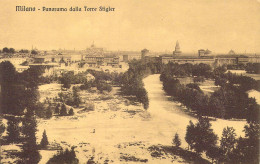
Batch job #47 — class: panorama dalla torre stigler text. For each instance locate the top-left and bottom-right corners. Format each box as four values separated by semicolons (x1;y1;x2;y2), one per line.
16;6;115;12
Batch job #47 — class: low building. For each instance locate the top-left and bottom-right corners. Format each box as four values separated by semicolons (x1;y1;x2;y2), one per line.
160;55;215;65
84;55;120;68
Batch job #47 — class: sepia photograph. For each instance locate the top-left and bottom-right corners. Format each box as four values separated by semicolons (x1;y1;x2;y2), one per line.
0;0;259;163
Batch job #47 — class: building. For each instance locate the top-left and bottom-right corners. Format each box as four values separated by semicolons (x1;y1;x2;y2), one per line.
161;42;215;65
123;55;129;62
141;49;149;59
86;43;104;56
198;49;212;57
160;55;215;65
173;41;182;56
84;55;120;68
248;55;260;63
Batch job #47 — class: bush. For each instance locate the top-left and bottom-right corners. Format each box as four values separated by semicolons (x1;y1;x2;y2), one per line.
47;148;79;164
193;76;205;83
96;81;112;93
173;133;181;147
69;108;74;116
40;130;49;149
46;105;53;119
60;104;67;116
6;116;20;143
55;104;60;114
85;102;95;111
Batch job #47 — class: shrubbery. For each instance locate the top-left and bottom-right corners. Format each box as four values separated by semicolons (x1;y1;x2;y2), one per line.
184;118;259;163
120;60;158;110
47;148;79;164
160;63;260;121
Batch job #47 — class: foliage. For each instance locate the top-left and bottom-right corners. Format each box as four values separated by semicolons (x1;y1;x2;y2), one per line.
0;119;5;136
172;133;181;147
46;105;53;119
47;148;79;164
215;71;259;91
206;146;222;163
245;63;260;74
19;49;29;53
2;47;15;53
55;103;60;114
40;130;49;149
69;108;74;116
60;72;73;89
185;117;218;154
72;87;81;107
21;111;41;164
6;116;20;143
31;50;38;55
220;127;237;159
186;83;202;92
160;65;260;120
58;88;81;107
193;76;205;83
120;60;156;110
60;104;67;116
96;81;112;93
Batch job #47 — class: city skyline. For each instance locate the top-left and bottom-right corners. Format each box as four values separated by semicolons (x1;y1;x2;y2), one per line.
0;0;260;53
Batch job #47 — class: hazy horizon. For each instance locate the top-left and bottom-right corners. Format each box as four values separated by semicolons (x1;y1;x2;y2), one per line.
1;0;260;54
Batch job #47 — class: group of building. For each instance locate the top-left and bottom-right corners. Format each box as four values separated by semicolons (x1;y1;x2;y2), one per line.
1;42;260;76
141;41;260;67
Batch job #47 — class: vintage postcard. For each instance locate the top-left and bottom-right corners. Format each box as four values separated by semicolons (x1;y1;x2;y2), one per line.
0;0;259;163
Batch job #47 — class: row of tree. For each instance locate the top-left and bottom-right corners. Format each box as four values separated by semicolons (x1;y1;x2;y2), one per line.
0;61;46;115
3;112;48;163
160;71;259;121
59;71;114;93
160;62;259;121
160;62;213;78
2;47;15;54
215;71;259;92
120;60;156;109
1;47;38;54
183;117;259;164
245;63;260;74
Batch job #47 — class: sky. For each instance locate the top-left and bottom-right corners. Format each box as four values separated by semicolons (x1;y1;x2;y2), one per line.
0;0;260;53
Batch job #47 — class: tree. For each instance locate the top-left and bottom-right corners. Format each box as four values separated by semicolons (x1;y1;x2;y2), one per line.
0;61;25;115
31;50;38;55
9;48;15;54
60;104;67;116
243;123;260;164
0;119;5;137
185;117;218;154
40;130;49;149
47;147;79;164
194;117;218;154
206;146;222;163
6;116;20;143
2;47;9;53
55;104;60;114
172;133;181;147
72;86;81;107
46;105;53;119
220;127;237;157
60;72;73;89
185;120;196;150
21;111;41;163
69;108;74;116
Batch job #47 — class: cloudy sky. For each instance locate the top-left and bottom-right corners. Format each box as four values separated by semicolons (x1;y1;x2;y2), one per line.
0;0;259;53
